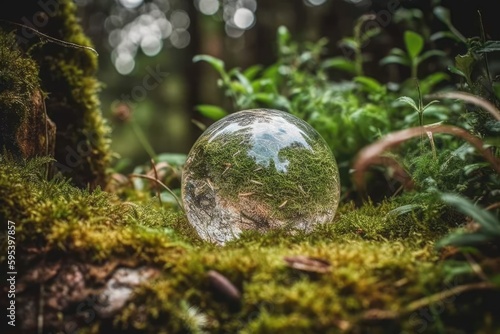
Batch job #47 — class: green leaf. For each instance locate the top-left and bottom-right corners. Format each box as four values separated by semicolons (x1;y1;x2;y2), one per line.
475;40;500;54
339;37;359;51
494;82;500;100
360;26;381;44
321;57;356;74
447;65;466;78
455;53;475;83
156;153;187;166
389;48;408;57
380;55;410;67
440;193;500;236
433;6;452;26
254;93;275;105
193;54;225;75
262;63;280;81
404;31;424;60
160;191;183;206
251;78;274;92
419;72;449;95
274;96;291;110
386;204;422;217
437;231;493;248
432;6;466;43
234;71;253;94
417;50;447;63
491;274;500;287
423;100;440;111
396;96;419;112
354;76;384;93
463;162;490;175
430;31;462;43
242;65;263;80
195;104;228;121
112;158;132;172
277;25;291;49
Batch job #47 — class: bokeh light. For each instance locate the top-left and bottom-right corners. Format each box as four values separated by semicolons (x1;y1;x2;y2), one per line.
119;0;144;9
103;0;264;74
304;0;327;6
170;29;191;49
170;10;190;29
233;8;254;29
140;35;163;56
196;0;219;15
114;52;135;75
107;1;195;74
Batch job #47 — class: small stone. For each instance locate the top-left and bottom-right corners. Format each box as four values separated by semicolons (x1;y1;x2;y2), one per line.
182;109;340;244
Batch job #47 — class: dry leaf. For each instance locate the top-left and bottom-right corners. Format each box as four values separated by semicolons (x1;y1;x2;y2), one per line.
284;255;331;274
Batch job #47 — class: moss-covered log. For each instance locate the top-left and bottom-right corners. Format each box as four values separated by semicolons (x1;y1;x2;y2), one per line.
0;0;111;188
0;31;56;163
1;159;499;333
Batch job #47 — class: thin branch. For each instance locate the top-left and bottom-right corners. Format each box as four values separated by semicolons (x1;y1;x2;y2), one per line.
464;253;490;282
129;173;184;211
404;282;495;314
353;124;500;192
0;19;98;56
150;159;163;207
427;91;500;121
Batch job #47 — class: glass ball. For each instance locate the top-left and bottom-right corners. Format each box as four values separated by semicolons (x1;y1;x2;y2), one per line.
182;109;340;244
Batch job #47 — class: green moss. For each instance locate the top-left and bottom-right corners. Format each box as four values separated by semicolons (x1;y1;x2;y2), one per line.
116;236;494;334
0;0;111;188
36;0;112;188
0;30;42;154
1;158;498;333
0;157;197;263
2;1;112;188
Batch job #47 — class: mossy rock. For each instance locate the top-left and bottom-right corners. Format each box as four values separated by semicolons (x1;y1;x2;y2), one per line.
0;0;111;188
1;158;498;333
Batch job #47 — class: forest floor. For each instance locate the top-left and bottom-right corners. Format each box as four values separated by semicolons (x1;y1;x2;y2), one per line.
2;158;499;334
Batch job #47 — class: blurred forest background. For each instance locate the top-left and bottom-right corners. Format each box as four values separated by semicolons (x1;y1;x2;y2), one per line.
74;0;498;172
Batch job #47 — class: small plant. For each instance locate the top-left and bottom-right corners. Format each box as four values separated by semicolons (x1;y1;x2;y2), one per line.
437;193;500;248
192;6;500;211
335;14;382;77
193;26;403;198
381;30;447;79
397;82;440;127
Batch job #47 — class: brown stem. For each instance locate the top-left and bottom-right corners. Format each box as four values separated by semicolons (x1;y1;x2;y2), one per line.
427;91;500;121
404;282;495;314
353;124;500;192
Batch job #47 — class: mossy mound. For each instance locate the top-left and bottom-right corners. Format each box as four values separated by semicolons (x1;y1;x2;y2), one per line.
1;158;498;333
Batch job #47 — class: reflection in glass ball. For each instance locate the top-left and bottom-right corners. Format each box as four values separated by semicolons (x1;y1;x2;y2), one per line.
182;109;340;245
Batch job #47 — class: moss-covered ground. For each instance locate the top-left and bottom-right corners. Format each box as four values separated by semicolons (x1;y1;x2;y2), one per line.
1;158;499;333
